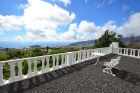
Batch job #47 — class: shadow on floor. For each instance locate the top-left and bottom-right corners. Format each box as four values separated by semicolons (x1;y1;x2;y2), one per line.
112;68;140;86
0;59;96;93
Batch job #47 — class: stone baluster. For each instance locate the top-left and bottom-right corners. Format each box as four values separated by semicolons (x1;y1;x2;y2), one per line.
9;62;16;82
41;57;45;73
130;49;132;56
0;63;4;86
61;54;64;66
87;50;89;60
133;49;135;56
82;51;85;61
27;59;32;77
17;61;23;80
73;52;76;63
46;56;50;71
56;54;59;68
33;58;38;76
64;54;67;66
126;48;128;55
52;55;56;69
79;51;81;62
138;50;140;57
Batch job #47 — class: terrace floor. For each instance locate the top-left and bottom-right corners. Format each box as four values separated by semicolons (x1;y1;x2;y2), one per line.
0;54;140;93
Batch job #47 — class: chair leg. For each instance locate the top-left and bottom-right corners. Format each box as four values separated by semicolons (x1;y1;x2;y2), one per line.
103;68;115;76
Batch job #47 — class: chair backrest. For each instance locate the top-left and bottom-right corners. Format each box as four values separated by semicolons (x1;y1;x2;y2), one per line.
110;56;121;67
116;56;121;63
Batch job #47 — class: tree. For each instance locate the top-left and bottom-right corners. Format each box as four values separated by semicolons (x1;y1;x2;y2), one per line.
129;32;140;48
93;30;125;48
31;48;43;57
46;46;49;53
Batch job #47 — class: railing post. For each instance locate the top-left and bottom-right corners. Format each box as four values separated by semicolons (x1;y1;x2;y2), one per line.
17;61;23;80
87;50;89;60
138;50;140;58
33;58;38;76
9;62;16;82
27;59;32;78
67;52;73;66
56;55;59;68
0;63;4;86
41;57;45;73
130;49;132;56
46;56;50;70
52;55;56;69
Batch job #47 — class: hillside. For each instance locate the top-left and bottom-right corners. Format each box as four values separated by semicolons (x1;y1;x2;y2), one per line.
69;36;140;46
69;40;94;46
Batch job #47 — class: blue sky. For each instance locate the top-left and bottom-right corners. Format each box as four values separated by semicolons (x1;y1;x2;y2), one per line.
0;0;140;42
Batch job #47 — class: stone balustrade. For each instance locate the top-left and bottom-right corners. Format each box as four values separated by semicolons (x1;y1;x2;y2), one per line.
0;47;112;86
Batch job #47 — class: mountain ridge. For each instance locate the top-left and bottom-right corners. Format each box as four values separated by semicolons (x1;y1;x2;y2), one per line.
69;36;140;46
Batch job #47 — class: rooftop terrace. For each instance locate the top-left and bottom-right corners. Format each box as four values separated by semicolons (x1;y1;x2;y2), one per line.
0;53;140;93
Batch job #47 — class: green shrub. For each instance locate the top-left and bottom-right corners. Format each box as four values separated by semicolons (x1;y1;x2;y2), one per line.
0;53;9;61
22;60;28;75
47;49;65;55
31;48;43;57
3;63;10;80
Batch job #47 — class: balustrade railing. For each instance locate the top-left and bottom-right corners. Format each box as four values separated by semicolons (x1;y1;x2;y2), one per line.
0;47;111;86
113;47;140;58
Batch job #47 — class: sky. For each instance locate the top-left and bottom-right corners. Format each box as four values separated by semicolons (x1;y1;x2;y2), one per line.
0;0;140;43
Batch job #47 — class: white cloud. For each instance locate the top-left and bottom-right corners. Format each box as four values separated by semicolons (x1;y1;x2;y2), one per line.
77;20;97;34
103;20;117;31
75;20;118;40
59;0;71;7
117;12;140;37
21;0;75;40
0;15;23;31
1;0;140;42
109;0;115;5
96;0;105;8
123;5;129;10
59;23;77;40
14;35;24;41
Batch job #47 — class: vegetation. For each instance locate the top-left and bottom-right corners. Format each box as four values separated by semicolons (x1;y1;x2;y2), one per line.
127;33;140;48
93;30;126;48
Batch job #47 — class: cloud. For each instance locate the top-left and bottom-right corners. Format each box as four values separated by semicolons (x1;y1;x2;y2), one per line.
14;35;24;41
123;5;129;10
0;15;23;31
77;20;97;34
117;12;140;37
96;0;105;8
1;0;140;42
59;0;71;7
109;0;115;5
21;0;75;40
59;23;77;40
103;20;117;31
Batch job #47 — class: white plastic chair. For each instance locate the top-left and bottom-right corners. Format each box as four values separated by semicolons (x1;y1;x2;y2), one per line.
103;56;121;76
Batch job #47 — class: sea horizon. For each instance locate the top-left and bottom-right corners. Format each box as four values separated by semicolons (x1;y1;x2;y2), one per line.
0;41;72;48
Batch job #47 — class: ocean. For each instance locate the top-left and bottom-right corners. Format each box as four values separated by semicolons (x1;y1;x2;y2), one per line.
0;41;71;48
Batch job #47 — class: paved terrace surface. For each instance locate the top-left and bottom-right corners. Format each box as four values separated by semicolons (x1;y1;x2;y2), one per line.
0;54;140;93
